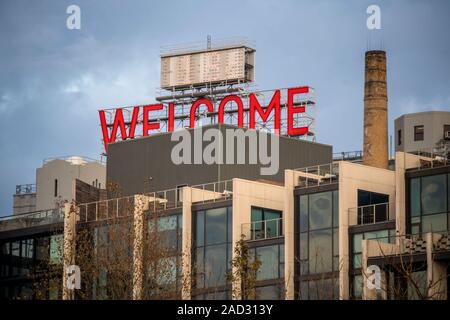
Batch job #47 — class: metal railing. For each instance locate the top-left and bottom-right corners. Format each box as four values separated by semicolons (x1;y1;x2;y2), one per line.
43;155;106;166
190;180;233;204
333;151;363;161
406;149;450;171
294;162;340;188
77;180;233;223
241;218;283;241
348;202;394;226
15;184;36;195
0;208;64;232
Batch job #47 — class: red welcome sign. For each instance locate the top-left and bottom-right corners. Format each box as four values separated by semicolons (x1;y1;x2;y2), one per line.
99;86;312;153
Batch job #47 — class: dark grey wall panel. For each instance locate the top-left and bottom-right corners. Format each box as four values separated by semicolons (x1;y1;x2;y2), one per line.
106;124;332;196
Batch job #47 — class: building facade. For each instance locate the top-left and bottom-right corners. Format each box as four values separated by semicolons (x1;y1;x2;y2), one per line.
1;148;449;300
395;111;450;154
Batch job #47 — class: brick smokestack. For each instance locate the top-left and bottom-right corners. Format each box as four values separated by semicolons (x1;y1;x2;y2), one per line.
363;50;388;169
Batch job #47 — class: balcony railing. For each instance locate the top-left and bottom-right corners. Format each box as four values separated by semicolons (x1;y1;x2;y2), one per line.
241;218;283;241
294;162;339;189
0;208;64;232
333;151;363;161
15;184;36;195
348;202;394;226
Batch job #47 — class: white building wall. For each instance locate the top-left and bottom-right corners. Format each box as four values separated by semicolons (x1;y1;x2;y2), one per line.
35;158;106;211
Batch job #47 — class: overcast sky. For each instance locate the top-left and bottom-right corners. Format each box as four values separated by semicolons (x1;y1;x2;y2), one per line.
0;0;449;215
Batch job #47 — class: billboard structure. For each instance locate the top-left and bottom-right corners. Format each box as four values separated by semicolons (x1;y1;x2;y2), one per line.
98;38;316;154
160;38;255;90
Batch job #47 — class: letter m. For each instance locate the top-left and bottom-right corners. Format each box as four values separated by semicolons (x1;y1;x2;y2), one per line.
249;90;280;133
99;107;139;153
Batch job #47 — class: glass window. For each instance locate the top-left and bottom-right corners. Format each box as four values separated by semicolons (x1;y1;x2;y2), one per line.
21;239;33;259
309;229;332;274
299;233;308;260
279;244;285;278
227;207;232;243
365;230;389;241
421;174;446;215
205;208;227;245
353;275;363;298
1;242;10;255
333;229;339;256
204;244;227;287
256;285;281;300
414;125;424;141
50;235;63;265
11;241;20;257
358;190;371;206
309;192;332;230
157;215;177;231
299;195;308;232
422;214;447;233
333;190;339;227
398;129;402;145
353;253;362;269
308;279;334;300
353;234;363;254
410;178;421;217
196;211;204;247
298;281;308;300
256;245;279;281
36;237;49;261
195;247;204;289
251;207;263;222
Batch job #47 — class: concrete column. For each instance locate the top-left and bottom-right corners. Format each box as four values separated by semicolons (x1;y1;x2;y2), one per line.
181;187;193;300
363;50;388;169
426;233;447;299
284;170;295;300
63;202;77;300
231;180;242;300
132;195;148;300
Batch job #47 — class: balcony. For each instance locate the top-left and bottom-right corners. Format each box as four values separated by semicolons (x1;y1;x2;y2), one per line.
0;208;64;232
348;202;394;226
241;218;283;241
15;184;36;195
294;162;339;189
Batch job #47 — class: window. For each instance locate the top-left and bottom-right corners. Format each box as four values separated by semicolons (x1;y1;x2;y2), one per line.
410;178;421;217
298;191;339;277
255;244;283;281
398;129;402;145
148;213;182;251
255;285;283;300
309;192;332;230
444;124;450;140
421;174;446;215
357;190;389;224
50;235;63;265
414;125;424;141
54;179;58;197
309;229;332;273
194;207;232;292
251;207;282;239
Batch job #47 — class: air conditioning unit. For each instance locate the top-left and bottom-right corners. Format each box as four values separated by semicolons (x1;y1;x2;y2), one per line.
445;131;450;140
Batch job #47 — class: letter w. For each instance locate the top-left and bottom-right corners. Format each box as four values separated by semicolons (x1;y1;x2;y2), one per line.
99;107;140;152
